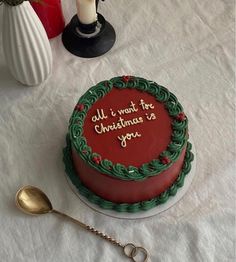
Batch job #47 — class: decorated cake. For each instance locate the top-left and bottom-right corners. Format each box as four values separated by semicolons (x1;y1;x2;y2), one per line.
63;76;194;212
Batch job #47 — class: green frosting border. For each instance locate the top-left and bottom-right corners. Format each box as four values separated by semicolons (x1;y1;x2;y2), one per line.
69;76;188;181
63;136;194;213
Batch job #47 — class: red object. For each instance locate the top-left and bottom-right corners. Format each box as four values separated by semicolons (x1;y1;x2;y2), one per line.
71;88;188;203
31;0;65;39
160;156;171;165
176;112;186;122
75;104;84;111
92;156;102;165
122;75;131;83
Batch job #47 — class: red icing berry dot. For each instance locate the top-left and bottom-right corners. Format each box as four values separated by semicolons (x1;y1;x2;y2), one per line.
82;150;87;154
176;112;186;121
160;156;171;165
122;75;131;83
75;104;84;111
92;156;101;164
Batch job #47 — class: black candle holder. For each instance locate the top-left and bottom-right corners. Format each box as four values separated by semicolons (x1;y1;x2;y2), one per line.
62;13;116;58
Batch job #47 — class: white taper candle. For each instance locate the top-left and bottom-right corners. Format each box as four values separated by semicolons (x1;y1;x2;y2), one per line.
76;0;97;24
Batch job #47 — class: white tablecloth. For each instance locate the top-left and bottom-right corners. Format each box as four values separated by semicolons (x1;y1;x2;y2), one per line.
0;1;235;261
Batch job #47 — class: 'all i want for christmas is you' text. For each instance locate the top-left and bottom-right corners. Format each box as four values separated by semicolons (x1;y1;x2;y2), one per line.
91;99;157;148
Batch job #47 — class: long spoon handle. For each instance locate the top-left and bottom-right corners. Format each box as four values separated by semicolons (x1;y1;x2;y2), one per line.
52;209;123;247
52;209;148;261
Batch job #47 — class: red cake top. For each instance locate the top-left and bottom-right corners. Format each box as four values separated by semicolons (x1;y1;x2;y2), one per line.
83;88;172;167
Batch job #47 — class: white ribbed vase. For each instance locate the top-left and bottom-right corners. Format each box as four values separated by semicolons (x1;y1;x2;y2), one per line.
2;2;52;86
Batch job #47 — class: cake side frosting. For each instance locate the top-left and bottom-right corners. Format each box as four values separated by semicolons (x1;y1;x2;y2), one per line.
63;137;194;212
69;76;188;181
71;146;187;203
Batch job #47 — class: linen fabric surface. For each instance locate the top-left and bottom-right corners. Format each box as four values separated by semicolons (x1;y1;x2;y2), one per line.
0;0;235;261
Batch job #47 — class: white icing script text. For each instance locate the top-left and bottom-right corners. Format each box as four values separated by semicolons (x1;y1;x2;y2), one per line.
95;116;143;134
91;99;157;148
118;132;141;148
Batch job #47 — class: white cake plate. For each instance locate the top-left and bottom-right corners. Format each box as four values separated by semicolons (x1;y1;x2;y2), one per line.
65;138;196;220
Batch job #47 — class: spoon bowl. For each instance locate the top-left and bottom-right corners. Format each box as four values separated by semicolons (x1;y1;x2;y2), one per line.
15;185;53;215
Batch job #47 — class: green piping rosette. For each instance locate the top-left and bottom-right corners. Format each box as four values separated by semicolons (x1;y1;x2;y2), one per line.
63;137;194;213
69;76;188;181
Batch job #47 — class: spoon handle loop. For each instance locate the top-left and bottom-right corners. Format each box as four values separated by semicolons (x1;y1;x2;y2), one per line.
123;243;149;262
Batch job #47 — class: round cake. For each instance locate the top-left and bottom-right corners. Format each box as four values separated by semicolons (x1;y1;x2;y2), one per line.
63;76;194;212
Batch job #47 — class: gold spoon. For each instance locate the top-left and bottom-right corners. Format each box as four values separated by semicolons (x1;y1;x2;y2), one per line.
15;185;148;262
